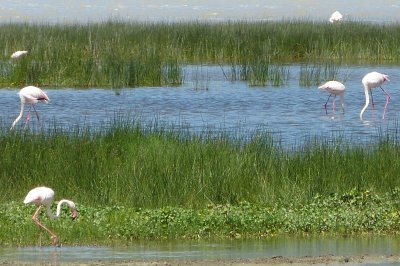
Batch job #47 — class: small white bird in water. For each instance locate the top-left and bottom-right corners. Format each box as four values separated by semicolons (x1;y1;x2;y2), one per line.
318;80;345;113
329;11;343;23
11;50;28;59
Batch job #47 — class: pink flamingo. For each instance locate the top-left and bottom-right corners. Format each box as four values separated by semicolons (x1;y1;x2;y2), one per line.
24;186;78;246
10;86;49;130
360;71;390;120
318;80;345;113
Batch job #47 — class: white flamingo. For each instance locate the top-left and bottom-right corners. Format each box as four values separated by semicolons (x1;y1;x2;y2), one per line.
10;86;49;130
329;11;343;23
24;186;78;246
360;72;390;120
11;50;28;59
318;80;345;113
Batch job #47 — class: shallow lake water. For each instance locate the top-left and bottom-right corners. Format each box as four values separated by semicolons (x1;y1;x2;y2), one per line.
0;236;399;264
1;0;400;23
1;64;400;147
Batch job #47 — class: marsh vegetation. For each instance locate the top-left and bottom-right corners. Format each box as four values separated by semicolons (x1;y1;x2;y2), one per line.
1;20;400;246
0;20;399;88
1;123;400;245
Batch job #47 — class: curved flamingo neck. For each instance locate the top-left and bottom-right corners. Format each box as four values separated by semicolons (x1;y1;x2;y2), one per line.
360;85;370;119
10;102;25;130
45;199;76;219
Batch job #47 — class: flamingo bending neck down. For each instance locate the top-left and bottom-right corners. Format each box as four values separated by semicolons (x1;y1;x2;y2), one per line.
10;86;49;130
318;80;345;113
360;72;390;120
24;186;78;246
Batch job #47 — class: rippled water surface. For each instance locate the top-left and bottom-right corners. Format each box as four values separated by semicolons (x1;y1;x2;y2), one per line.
1;0;400;23
2;65;400;146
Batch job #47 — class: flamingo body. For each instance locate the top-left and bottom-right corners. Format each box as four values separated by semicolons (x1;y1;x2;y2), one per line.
329;11;343;23
360;71;390;120
19;86;49;105
10;86;49;130
24;186;55;206
11;50;28;58
318;80;345;112
24;186;77;246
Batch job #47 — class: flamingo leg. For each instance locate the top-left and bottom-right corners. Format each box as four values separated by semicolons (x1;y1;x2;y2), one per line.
380;86;391;119
24;106;32;129
32;205;59;246
33;206;43;247
324;94;332;114
39;229;42;247
369;89;375;111
31;104;42;128
332;95;337;111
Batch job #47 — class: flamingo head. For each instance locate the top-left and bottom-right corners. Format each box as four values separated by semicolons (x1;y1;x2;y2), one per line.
71;207;78;220
383;74;389;82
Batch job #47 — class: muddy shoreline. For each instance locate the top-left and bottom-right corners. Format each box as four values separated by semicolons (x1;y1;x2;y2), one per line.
2;255;399;265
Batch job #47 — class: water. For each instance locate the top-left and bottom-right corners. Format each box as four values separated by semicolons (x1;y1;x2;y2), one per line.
0;236;399;264
1;0;400;24
2;64;400;147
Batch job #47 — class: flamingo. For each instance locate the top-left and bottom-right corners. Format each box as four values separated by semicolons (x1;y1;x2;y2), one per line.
360;71;390;120
11;50;28;59
10;86;49;130
318;80;345;113
24;186;78;246
329;11;343;23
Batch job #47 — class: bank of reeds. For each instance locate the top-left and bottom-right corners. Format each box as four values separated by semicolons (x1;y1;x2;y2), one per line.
0;20;399;87
1;122;400;209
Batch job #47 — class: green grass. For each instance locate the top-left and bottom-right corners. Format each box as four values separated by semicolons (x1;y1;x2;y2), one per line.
1;122;400;245
1;122;400;208
1;20;400;88
2;189;400;246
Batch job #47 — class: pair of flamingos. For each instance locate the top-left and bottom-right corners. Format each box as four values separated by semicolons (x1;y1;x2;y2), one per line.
319;71;390;119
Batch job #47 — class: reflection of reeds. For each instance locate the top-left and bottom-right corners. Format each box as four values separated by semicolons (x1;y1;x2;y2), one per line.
0;20;398;88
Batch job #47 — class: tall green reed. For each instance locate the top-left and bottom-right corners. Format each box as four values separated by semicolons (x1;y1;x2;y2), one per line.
299;63;342;87
0;20;400;88
2;121;400;209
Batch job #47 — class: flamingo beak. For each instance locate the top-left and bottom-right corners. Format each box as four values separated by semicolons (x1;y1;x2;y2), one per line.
71;208;78;220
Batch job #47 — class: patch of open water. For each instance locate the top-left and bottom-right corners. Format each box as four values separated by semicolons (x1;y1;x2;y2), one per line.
1;64;400;147
1;236;399;264
1;0;400;23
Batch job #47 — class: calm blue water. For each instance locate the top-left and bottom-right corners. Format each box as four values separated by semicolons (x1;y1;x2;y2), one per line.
1;0;400;24
1;65;400;146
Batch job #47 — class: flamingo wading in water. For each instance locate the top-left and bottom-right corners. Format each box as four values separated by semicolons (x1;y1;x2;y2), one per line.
10;86;49;130
360;71;390;120
24;186;78;246
318;81;345;113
